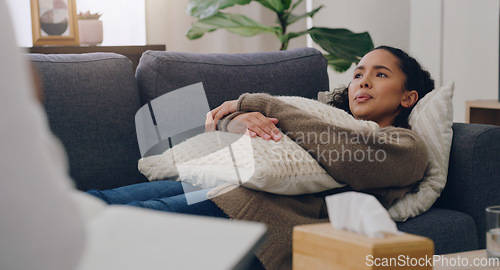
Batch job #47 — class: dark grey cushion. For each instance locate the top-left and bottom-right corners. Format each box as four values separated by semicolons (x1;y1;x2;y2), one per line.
398;208;479;254
29;53;147;191
435;123;500;249
135;47;330;108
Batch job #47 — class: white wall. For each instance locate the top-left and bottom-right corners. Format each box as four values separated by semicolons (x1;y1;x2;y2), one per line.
443;0;499;122
145;0;307;53
411;0;499;122
76;0;146;46
409;0;443;86
5;0;146;47
311;0;411;89
5;0;31;47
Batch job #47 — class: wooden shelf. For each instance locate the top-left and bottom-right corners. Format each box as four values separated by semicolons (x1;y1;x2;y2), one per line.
26;45;166;72
466;100;500;126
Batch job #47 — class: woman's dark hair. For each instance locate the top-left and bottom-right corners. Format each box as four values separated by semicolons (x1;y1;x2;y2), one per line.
327;45;435;129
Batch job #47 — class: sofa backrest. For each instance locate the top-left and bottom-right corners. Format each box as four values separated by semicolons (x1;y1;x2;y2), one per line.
28;48;330;191
29;53;147;191
135;47;330;108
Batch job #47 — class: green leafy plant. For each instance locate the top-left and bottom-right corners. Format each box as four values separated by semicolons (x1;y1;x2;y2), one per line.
186;0;374;72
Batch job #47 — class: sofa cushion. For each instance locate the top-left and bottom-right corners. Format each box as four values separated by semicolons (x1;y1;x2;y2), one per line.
397;208;478;254
135;47;330;108
29;53;147;191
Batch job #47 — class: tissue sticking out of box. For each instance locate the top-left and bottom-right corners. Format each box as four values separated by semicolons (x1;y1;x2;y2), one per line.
325;191;400;238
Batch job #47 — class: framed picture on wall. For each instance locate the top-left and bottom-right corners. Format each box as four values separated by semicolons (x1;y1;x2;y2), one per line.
30;0;79;46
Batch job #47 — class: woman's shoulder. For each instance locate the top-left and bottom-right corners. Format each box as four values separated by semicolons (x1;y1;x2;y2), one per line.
380;126;426;144
379;126;428;161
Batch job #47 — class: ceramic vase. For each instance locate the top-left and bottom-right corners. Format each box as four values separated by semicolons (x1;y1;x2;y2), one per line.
78;19;103;46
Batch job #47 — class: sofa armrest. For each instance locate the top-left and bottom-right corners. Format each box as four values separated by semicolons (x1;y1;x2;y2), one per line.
29;53;146;191
435;122;500;248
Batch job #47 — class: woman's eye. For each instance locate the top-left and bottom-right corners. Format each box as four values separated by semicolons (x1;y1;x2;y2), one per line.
354;73;362;79
377;73;387;77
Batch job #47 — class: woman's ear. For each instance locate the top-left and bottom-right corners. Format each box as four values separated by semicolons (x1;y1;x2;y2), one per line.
401;90;418;108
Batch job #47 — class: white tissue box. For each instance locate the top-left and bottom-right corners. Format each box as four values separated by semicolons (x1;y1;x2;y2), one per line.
293;223;434;270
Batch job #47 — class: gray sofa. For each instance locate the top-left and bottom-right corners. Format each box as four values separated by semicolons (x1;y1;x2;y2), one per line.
29;48;500;258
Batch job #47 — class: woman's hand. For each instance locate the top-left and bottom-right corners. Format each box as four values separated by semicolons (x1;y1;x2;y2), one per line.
205;100;238;132
228;112;282;142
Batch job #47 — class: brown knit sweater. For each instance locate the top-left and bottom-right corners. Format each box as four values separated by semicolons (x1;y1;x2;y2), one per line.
209;93;428;269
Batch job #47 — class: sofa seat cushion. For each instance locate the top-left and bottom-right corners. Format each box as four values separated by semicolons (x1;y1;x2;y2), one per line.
29;53;147;191
135;47;330;108
397;208;478;254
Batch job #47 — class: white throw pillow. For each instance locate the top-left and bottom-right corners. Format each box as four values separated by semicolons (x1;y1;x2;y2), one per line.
139;130;344;195
387;81;455;221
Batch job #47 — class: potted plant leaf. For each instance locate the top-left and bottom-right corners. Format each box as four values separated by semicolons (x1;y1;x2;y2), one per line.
186;0;374;72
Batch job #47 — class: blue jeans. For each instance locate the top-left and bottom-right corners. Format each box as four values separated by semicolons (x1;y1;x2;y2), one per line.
86;180;228;218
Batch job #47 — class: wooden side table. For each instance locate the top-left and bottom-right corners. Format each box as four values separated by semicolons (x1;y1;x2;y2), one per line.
27;45;166;72
466;100;500;126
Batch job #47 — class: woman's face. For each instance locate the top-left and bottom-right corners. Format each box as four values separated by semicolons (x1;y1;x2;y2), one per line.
348;49;416;127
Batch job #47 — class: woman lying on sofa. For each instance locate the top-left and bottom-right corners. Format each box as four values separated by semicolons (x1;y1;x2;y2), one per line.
87;46;435;269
